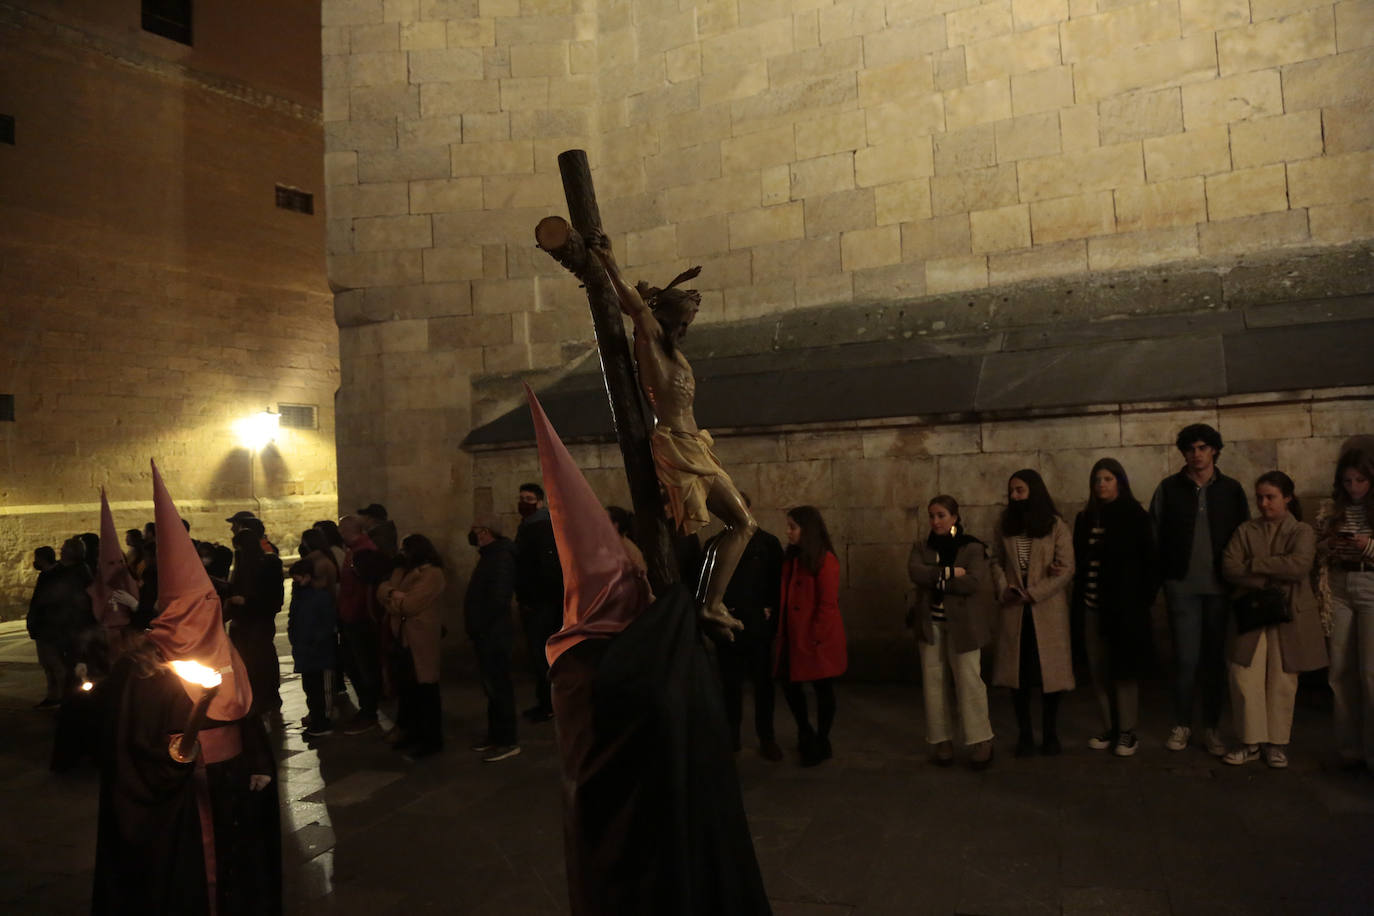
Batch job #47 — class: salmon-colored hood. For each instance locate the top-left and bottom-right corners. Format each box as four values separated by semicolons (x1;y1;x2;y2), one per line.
146;461;252;721
525;385;652;667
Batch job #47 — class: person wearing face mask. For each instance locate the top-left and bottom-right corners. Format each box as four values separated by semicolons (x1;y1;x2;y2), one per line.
1220;472;1326;767
1315;449;1374;772
464;520;520;762
515;483;563;723
378;534;448;760
908;496;995;769
1072;459;1159;758
991;470;1075;757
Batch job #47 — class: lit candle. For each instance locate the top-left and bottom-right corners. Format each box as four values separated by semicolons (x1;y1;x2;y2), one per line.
168;660;223;763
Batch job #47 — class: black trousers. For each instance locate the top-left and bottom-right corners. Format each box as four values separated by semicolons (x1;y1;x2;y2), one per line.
300;670;330;727
520;602;560;713
474;631;517;746
782;679;835;743
392;647;443;751
718;622;776;746
340;619;381;718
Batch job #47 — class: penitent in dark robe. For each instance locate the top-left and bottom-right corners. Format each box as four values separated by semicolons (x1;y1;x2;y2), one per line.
526;388;771;916
90;461;281;916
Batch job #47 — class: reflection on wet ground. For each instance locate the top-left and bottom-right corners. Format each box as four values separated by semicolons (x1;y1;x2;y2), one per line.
3;619;1373;914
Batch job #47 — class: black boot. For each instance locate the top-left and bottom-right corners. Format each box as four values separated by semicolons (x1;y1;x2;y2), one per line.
1013;689;1036;757
1041;691;1062;756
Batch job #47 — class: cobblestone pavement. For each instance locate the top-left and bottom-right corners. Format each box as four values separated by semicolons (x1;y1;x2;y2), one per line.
2;619;1371;915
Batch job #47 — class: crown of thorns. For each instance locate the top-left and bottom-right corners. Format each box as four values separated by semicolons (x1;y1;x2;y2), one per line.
636;266;702;313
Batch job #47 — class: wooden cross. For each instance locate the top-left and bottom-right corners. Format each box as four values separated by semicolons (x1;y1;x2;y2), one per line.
534;149;680;595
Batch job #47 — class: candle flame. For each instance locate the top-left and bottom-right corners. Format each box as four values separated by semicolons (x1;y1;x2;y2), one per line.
81;681;94;692
169;660;223;689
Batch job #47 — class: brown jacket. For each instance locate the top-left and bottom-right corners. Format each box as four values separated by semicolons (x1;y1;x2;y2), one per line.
1221;516;1327;673
908;537;994;654
990;517;1076;693
378;564;446;683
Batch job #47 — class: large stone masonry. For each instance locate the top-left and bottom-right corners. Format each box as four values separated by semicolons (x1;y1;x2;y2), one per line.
323;0;1374;610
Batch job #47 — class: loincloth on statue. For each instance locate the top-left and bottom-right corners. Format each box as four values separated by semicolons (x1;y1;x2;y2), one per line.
650;426;732;535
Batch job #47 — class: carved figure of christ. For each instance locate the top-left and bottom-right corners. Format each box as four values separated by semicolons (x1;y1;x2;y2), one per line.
587;229;755;640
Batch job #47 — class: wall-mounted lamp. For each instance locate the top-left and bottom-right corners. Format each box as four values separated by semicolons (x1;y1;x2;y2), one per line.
235;410;280;452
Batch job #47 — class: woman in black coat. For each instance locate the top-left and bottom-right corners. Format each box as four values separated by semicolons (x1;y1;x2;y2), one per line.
226;530;283;715
1073;458;1159;757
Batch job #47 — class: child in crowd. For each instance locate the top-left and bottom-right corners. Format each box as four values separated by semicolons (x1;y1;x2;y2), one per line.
288;558;338;737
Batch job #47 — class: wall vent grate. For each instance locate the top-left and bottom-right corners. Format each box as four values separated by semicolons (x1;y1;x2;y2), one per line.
142;0;192;45
275;185;314;215
279;403;317;430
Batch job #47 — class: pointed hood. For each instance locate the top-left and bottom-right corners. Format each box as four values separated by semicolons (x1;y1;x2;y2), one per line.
525;385;652;668
89;489;137;628
147;461;252;721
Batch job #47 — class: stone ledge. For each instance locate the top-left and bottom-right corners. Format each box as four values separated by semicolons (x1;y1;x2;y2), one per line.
464;243;1374;447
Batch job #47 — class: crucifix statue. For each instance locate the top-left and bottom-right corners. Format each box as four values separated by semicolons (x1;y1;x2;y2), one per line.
585;230;756;640
533;150;755;641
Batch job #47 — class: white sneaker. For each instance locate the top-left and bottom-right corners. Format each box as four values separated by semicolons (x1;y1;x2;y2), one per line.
1223;744;1260;765
1165;725;1190;751
482;745;522;763
1087;732;1114;750
1264;745;1289;769
1204;728;1227;757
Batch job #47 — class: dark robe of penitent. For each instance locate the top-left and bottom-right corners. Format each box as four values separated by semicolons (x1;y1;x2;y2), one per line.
527;388;772;916
90;461;281;916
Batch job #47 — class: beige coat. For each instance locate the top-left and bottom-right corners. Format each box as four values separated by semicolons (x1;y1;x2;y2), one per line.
378;564;446;683
908;538;995;654
1221;515;1327;673
990;518;1076;693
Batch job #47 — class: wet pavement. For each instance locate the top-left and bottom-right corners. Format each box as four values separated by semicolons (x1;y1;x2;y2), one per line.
2;618;1371;915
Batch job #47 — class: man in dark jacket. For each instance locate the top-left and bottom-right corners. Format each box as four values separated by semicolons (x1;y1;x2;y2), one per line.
465;519;520;761
515;483;563;722
1149;423;1250;756
705;495;785;761
28;546;66;708
336;515;393;734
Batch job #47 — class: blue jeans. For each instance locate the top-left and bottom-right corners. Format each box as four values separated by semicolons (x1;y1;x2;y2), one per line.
1166;587;1229;728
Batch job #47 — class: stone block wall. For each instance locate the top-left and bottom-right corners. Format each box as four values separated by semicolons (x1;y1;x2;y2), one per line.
323;0;1373;603
0;5;338;618
470;389;1373;679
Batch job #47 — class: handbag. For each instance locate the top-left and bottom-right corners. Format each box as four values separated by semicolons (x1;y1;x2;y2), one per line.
1231;587;1291;634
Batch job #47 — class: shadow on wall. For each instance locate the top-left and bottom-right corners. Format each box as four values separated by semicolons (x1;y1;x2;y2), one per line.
209;445;292;501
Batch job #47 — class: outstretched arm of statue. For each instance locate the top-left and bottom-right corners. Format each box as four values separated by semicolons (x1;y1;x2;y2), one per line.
586;229;653;328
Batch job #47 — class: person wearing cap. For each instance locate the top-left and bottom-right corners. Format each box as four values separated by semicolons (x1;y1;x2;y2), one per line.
378;533;448;759
226;529;284;715
336;515;392;734
226;511;279;556
91;462;281;915
464;518;520;761
357;503;399;558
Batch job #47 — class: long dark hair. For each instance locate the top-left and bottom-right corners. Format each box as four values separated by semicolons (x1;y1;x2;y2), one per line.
400;533;445;570
230;528;264;586
1256;470;1303;521
1001;469;1060;538
786;505;835;575
1332;450;1374;520
313;519;345;550
1085;457;1142;516
606;506;635;539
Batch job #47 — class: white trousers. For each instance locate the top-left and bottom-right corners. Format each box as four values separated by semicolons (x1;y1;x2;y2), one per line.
1328;570;1374;765
918;621;993;746
1228;626;1298;746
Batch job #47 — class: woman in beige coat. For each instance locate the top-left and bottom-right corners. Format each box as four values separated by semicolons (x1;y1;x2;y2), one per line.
1221;471;1327;768
378;533;447;760
991;470;1076;757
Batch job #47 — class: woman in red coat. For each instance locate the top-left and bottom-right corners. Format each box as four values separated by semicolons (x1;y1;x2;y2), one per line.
774;505;847;766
